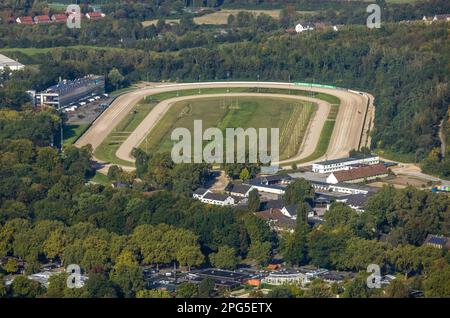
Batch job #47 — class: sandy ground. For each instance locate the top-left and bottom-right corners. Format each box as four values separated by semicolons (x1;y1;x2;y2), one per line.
76;82;370;170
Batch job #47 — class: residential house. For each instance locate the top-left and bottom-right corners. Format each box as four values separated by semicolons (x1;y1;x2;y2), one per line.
423;234;450;249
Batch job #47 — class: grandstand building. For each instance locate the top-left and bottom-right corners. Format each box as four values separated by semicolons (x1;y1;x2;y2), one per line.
32;75;105;109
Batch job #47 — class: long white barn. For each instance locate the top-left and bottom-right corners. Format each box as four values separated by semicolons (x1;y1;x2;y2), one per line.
312;155;380;173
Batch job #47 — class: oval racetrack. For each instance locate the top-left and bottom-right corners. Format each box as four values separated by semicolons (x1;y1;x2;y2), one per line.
75;82;374;168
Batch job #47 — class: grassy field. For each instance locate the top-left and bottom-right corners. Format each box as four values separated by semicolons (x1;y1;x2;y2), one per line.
94;87;340;166
63;124;89;147
139;96;315;160
142;9;316;26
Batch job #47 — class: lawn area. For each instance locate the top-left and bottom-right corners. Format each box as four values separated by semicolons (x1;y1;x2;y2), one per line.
140;96;315;160
94;87;340;166
90;171;110;186
63;124;89;147
142;9;316;26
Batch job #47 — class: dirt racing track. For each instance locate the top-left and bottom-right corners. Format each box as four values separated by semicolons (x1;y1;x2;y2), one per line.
75;82;373;169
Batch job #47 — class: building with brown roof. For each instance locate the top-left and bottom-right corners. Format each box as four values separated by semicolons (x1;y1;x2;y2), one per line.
85;12;105;20
51;14;68;23
326;164;388;184
34;15;51;24
16;16;34;24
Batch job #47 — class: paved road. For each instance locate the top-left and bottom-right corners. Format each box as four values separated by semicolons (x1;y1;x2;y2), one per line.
75;82;371;169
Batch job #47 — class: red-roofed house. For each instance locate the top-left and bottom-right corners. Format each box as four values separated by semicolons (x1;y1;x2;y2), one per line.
34;15;51;24
326;164;389;184
16;16;34;25
51;14;68;23
85;12;105;20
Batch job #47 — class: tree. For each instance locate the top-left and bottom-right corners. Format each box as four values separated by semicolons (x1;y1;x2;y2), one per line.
324;203;358;229
3;258;19;274
247;189;260;212
176;282;198;298
0;274;7;297
302;279;334;298
136;289;172;298
83;273;119;298
281;203;309;265
423;262;450;298
107;165;123;181
283;179;314;205
10;276;44;298
110;250;144;298
247;241;272;266
108;68;124;91
176;246;204;272
342;273;375;298
239;168;250;181
209;246;239;270
43;228;68;262
266;286;294;298
385;279;410;298
198;277;215;298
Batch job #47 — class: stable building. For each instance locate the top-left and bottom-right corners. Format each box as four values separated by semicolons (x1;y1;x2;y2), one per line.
225;183;254;198
34;15;51;24
326;164;388;184
312;156;380;173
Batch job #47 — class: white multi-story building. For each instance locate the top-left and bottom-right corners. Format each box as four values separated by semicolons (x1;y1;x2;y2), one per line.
312;156;380;173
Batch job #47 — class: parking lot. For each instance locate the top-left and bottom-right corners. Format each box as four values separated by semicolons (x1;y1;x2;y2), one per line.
64;93;114;126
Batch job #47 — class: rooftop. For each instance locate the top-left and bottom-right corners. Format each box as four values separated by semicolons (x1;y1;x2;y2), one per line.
202;192;231;202
331;164;388;182
226;183;252;195
193;187;209;196
0;54;24;69
315;155;378;166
